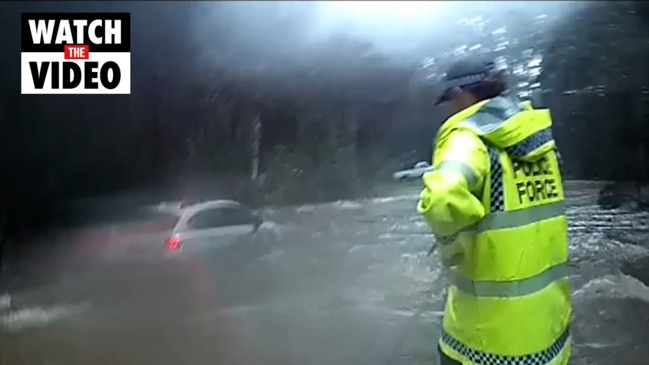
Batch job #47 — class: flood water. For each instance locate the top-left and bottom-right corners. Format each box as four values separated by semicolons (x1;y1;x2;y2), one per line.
1;181;649;365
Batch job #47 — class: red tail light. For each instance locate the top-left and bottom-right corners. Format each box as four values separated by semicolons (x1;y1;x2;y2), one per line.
166;237;182;251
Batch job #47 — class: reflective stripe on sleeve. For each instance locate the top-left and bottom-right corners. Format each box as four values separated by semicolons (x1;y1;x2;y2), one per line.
435;160;479;190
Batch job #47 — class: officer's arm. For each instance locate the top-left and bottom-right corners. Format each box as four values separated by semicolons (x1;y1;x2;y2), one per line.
417;129;489;237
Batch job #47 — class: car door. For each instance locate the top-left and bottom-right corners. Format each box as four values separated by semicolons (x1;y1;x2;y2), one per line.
181;208;237;251
219;206;258;239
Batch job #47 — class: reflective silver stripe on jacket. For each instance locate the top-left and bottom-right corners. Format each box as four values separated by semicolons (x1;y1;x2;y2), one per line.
451;201;565;236
441;326;570;365
475;201;566;233
449;262;568;298
459;96;522;135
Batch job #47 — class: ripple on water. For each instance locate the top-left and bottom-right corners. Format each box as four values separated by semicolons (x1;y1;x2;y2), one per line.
0;300;90;333
331;200;363;209
368;195;418;204
570;232;649;263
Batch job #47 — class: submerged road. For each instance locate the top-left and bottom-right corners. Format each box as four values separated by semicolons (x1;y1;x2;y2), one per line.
1;181;649;365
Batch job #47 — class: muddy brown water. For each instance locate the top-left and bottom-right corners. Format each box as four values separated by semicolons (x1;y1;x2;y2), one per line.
1;181;649;365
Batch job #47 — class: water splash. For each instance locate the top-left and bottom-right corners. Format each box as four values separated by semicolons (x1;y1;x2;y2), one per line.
1;302;89;333
0;294;11;311
331;200;363;209
573;274;649;303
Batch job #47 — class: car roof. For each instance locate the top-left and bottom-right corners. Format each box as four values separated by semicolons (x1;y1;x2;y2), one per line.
151;199;243;215
182;199;243;213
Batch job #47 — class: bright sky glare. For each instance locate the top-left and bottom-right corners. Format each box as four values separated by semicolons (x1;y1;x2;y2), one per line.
313;1;448;49
325;1;441;21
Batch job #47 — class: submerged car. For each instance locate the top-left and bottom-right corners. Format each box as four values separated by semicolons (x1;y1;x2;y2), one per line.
159;200;276;260
84;199;277;264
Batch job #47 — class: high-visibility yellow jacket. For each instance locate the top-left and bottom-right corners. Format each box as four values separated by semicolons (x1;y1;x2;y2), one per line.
417;96;571;365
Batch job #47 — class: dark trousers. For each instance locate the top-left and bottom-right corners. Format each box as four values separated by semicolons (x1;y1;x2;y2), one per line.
438;345;461;365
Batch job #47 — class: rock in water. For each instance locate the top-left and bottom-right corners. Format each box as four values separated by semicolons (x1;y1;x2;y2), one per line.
598;182;649;211
621;256;649;287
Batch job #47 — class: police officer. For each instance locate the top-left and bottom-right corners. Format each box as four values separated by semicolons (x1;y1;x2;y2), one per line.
417;57;571;365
